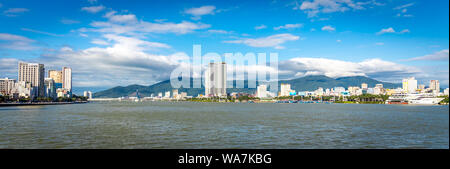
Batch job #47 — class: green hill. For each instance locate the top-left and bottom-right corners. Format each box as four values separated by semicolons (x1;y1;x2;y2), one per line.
93;75;401;98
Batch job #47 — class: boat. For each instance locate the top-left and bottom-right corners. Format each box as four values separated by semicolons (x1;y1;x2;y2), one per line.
386;93;444;105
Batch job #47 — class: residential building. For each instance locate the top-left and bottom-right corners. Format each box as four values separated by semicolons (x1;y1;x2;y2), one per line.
205;62;227;97
164;91;170;98
18;62;45;97
48;70;62;83
11;81;34;98
257;84;268;98
84;91;93;99
280;83;291;96
0;77;16;96
361;83;368;90
444;88;449;96
62;67;72;94
430;80;440;93
402;77;417;93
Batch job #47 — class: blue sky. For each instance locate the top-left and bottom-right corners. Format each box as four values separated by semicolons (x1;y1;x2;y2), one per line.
0;0;448;91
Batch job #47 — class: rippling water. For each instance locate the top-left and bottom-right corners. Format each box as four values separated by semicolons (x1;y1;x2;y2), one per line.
0;102;448;149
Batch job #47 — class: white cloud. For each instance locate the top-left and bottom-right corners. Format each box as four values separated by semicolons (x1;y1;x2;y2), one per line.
61;18;80;24
223;33;299;49
376;27;410;35
279;57;421;81
87;0;98;4
394;3;414;18
208;29;231;34
274;23;303;30
321;25;335;31
294;0;384;17
393;3;414;10
406;49;449;61
102;11;139;24
21;28;63;37
0;58;20;78
35;35;184;87
184;5;216;20
375;42;384;45
81;5;105;13
399;29;410;33
84;19;210;35
3;8;29;17
0;33;36;50
376;27;395;35
255;25;267;30
336;39;342;43
91;39;110;45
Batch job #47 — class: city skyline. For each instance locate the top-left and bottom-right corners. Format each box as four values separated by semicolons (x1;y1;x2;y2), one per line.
0;0;448;90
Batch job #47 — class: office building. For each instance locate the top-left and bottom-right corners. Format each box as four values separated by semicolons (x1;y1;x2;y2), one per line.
44;78;56;99
18;62;45;97
205;62;227;97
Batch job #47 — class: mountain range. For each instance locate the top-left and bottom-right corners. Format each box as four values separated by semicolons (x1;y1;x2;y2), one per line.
93;75;402;98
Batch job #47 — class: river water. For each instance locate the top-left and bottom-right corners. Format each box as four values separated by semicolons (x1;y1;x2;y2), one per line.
0;102;448;149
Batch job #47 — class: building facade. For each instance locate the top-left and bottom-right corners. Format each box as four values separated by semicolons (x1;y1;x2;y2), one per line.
48;70;62;83
0;77;16;96
62;67;72;94
205;62;227;97
402;77;417;94
430;80;440;93
18;62;45;97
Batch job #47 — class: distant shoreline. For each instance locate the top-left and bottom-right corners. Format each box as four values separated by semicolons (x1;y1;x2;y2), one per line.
0;101;88;107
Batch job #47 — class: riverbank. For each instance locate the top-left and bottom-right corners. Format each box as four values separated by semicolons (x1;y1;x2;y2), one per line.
0;101;88;107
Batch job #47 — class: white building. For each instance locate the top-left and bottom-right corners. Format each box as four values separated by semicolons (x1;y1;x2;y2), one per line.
11;81;34;98
402;77;417;93
205;62;227;97
444;88;449;96
83;91;93;99
361;83;368;90
62;67;72;95
430;80;440;94
257;84;268;98
314;87;324;96
18;62;45;97
280;83;291;96
0;77;16;96
164;91;171;98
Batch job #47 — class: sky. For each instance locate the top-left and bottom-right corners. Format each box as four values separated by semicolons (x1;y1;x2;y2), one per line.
0;0;449;92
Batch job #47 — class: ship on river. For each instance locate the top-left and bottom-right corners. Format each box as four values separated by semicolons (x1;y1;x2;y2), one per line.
386;93;444;105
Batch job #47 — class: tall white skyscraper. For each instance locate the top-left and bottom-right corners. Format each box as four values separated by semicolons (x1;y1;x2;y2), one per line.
402;77;417;93
205;62;227;97
62;67;72;94
18;62;45;97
